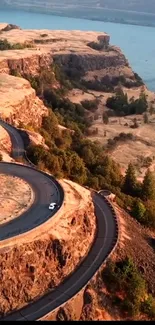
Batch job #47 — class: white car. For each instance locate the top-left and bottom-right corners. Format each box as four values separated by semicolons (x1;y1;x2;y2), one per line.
49;202;57;210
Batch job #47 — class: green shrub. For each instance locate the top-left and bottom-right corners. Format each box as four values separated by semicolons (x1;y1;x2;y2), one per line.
106;88;148;116
0;39;33;51
141;295;155;319
131;199;146;223
102;257;146;317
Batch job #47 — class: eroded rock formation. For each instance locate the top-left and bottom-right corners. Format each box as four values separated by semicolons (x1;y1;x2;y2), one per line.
0;180;96;316
0;74;48;127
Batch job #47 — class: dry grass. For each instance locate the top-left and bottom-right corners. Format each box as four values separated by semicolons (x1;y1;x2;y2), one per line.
88;120;155;177
0;174;33;225
0;28;108;49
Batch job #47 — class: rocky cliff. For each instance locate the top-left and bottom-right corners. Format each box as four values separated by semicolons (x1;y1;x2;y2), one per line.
0;125;11;154
0;180;96;317
0;74;48;127
0;27;141;90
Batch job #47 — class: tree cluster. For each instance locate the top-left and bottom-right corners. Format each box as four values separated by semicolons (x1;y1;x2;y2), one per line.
0;39;33;51
122;163;155;228
106;88;148;116
102;257;155;319
25;63;155;229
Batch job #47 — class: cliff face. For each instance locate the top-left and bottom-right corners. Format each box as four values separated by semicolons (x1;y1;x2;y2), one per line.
0;28;140;90
0;180;96;316
53;49;127;74
0;74;48;127
0;27;143;127
52;46;137;89
0;125;11;154
0;51;53;76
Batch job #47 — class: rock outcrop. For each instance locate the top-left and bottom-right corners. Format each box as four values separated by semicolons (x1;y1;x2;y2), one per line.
1;23;20;32
0;180;96;317
0;74;48;127
0;125;11;154
0;28;141;90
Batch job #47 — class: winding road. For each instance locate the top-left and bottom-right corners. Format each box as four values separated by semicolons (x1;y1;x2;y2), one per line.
0;120;118;321
0;162;63;241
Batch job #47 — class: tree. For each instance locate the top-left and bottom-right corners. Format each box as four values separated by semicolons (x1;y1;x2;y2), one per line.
106;88;128;114
42;111;59;139
114;257;146;316
0;39;11;50
143;112;149;124
55;130;72;150
134;90;148;114
144;200;155;229
81;99;98;112
142;295;155;319
102;112;109;124
124;271;146;316
27;144;46;165
106;88;148;116
142;169;155;201
131;199;146;223
81;146;95;167
66;152;87;185
132;117;139;128
86;175;99;190
123;163;137;196
149;104;154;116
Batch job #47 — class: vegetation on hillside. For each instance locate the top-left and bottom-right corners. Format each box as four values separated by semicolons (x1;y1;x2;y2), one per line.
27;109;155;229
7;54;155;320
0;39;33;51
102;257;155;319
106;87;148;116
22;62;155;230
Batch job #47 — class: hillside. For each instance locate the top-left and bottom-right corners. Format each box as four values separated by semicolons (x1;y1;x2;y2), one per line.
42;202;155;321
0;26;137;91
0;24;155;320
0;25;144;127
0;177;96;317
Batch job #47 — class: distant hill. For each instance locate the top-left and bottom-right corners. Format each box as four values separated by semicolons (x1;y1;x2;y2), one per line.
98;0;155;14
1;0;155;14
1;1;155;27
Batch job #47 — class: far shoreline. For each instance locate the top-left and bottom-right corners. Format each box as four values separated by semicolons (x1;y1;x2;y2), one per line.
1;6;155;29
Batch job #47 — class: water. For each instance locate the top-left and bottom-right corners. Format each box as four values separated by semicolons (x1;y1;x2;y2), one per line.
0;9;155;91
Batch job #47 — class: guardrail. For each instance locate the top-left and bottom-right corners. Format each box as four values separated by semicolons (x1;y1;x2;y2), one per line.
0;117;120;254
39;191;120;321
84;187;120;262
100;194;120;260
24;149;36;168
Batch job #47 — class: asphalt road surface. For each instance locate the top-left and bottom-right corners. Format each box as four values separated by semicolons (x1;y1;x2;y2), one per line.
0;120;118;321
0;120;25;159
0;162;64;241
2;193;117;321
